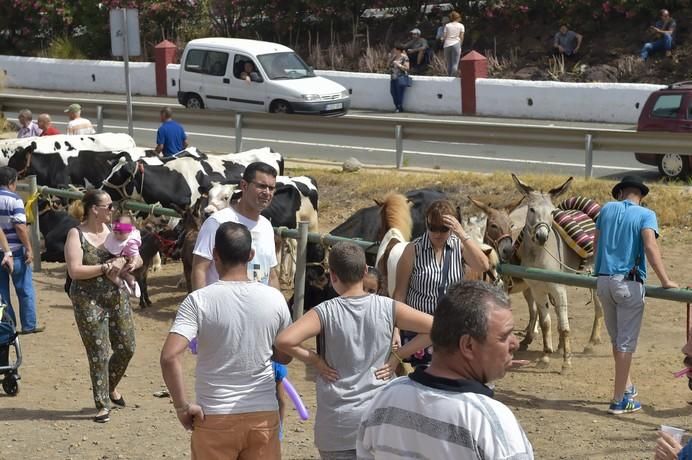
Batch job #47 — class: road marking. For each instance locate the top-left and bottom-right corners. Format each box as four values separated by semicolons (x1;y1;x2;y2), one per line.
90;122;647;172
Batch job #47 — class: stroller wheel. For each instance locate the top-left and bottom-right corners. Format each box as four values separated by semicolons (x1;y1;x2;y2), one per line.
2;376;19;396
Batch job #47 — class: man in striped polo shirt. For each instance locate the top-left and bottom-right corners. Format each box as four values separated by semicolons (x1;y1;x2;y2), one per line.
0;167;41;334
358;280;533;459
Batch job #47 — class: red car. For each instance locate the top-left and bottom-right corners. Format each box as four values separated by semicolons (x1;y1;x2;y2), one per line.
635;81;692;179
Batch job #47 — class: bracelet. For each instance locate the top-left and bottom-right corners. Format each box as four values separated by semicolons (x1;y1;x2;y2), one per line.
174;403;190;413
391;350;405;366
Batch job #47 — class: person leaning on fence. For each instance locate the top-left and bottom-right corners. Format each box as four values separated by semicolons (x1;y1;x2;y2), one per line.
388;44;410;114
594;175;678;415
357;280;534;459
0;167;42;335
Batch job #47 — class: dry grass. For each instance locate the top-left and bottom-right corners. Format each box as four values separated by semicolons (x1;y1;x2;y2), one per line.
547;54;565;80
288;167;692;231
485;48;519;77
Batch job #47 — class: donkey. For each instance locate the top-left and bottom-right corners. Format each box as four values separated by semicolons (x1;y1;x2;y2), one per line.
374;192;413;296
511;174;604;370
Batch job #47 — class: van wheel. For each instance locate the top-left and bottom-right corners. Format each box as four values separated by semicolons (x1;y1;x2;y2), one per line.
658;153;690;180
270;100;292;114
185;94;204;109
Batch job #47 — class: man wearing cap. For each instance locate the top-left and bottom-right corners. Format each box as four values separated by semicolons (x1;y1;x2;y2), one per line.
64;104;95;135
594;175;677;415
403;28;430;72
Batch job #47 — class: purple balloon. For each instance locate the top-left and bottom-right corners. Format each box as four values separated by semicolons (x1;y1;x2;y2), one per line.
282;377;309;420
189;337;198;355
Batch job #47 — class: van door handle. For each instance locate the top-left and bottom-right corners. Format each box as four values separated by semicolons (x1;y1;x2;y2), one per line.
223;78;230;84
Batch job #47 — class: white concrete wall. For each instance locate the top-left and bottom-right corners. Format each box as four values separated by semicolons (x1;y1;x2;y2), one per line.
476;79;664;124
165;64;463;114
315;70;462;114
0;55;665;122
0;55;156;96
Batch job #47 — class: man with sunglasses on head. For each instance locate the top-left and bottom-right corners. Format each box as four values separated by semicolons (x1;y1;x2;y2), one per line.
192;162;279;290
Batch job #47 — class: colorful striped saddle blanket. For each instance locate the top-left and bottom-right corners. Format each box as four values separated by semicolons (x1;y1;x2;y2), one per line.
513;196;601;259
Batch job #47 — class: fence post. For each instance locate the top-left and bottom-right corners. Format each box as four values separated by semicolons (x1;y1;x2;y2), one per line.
96;105;104;134
28;175;41;272
292;221;309;321
584;134;593;179
395;125;404;168
235;113;243;153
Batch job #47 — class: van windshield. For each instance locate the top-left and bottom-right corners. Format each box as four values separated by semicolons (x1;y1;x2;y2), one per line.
257;52;315;80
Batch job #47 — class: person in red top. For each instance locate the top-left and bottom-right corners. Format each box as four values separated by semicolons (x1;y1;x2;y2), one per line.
37;114;61;136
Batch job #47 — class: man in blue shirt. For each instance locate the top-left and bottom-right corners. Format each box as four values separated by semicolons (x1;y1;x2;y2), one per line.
0;167;42;334
155;107;188;158
640;9;676;61
594;176;676;415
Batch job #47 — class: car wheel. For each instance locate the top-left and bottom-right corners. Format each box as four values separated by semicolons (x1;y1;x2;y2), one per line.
657;153;690;180
270;100;292;114
185;94;204;110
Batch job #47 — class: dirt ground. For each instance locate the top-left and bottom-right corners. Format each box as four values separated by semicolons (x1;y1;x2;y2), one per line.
1;168;692;460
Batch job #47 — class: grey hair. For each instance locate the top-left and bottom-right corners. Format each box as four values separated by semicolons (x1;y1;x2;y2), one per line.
431;280;510;353
18;109;32;120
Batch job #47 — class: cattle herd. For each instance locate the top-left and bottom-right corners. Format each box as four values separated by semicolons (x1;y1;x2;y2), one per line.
0;133;322;306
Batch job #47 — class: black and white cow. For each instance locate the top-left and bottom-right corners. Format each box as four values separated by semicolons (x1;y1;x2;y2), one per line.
1;133;142;188
37;198;79;262
101;147;284;211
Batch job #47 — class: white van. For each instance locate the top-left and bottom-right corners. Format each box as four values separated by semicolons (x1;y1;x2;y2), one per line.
177;38;351;116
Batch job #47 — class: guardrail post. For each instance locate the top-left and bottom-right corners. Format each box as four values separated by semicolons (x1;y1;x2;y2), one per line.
235;113;243;153
292;221;309;321
395;125;404;169
584;134;593;179
28;175;41;272
96;105;104;134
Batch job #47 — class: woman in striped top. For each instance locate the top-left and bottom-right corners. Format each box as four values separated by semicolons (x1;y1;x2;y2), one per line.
393;200;489;367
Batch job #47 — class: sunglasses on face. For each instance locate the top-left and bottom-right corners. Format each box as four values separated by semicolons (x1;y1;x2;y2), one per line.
427;223;450;233
251;181;276;193
96;203;114;210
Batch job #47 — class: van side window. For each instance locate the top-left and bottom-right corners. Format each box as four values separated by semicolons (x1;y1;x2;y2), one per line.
184;49;205;74
651;94;683;119
234;55;260;82
205;51;229;77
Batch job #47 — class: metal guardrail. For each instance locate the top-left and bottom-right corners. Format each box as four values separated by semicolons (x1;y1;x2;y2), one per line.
498;263;692;303
3;93;692;178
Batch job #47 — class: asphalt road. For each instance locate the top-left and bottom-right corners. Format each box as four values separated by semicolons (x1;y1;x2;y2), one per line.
4;88;659;180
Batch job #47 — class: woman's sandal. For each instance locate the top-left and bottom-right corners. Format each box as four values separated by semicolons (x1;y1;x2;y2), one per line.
93;411;110;423
110;393;126;407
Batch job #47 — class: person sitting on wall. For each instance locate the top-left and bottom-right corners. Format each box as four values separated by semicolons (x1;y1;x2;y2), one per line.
403;28;432;73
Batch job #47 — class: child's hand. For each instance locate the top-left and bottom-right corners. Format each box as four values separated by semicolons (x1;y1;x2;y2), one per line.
374;355;400;381
315;358;339;383
123;259;136;273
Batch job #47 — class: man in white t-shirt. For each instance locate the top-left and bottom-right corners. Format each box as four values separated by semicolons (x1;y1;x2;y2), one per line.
161;222;292;459
191;161;279;290
358;280;534;460
64;103;95;135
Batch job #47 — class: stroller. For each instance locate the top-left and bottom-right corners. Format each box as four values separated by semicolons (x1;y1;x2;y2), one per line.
0;303;22;396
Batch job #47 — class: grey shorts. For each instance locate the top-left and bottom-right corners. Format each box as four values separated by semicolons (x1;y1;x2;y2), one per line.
319;449;357;460
596;275;645;353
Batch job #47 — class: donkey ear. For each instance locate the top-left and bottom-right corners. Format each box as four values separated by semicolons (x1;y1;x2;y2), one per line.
512;173;533;196
505;196;525;213
549;176;573;199
374;199;383;207
468;196;491;214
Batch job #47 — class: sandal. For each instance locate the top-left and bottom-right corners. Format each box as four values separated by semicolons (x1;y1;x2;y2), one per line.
110;392;126;407
93;411;110;423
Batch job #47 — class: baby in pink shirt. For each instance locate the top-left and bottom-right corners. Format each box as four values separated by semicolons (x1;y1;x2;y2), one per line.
104;215;142;297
